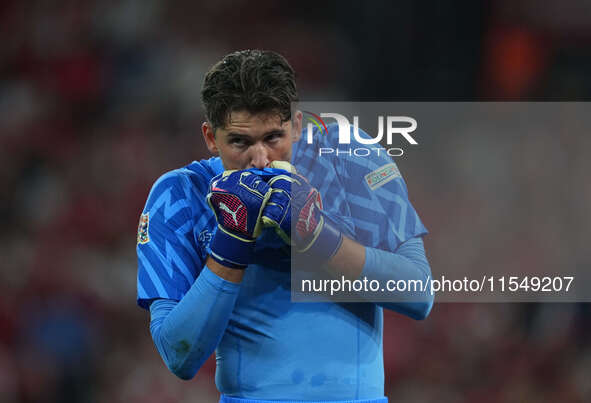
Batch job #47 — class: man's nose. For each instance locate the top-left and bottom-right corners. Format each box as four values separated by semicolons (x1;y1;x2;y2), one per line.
249;143;270;169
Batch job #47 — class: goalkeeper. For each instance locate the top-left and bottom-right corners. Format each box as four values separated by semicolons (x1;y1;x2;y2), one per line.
137;50;433;403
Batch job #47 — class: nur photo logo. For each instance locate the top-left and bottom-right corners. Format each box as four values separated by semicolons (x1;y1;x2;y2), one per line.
302;111;419;157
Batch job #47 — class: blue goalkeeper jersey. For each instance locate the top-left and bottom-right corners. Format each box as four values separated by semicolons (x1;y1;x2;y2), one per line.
136;124;427;400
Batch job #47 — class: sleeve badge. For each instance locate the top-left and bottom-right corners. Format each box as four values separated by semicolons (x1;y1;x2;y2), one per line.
137;213;150;244
364;163;401;190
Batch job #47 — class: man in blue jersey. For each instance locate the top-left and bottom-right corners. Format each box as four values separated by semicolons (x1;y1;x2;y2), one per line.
137;50;433;403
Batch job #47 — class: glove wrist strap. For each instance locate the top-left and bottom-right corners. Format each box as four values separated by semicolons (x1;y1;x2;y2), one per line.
298;217;343;262
209;226;255;270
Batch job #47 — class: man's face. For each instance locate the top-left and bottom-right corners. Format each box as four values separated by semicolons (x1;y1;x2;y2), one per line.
202;110;302;170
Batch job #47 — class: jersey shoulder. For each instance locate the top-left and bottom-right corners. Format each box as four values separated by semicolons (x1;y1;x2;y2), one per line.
144;157;223;210
136;157;223;309
183;156;224;192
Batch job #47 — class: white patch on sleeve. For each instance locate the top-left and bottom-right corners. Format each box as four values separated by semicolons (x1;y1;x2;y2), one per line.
364;163;401;190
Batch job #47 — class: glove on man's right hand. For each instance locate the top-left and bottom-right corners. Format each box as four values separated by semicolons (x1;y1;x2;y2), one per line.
206;170;272;269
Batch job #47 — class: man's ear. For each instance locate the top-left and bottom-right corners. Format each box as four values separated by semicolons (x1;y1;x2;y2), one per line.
202;122;218;154
291;110;303;141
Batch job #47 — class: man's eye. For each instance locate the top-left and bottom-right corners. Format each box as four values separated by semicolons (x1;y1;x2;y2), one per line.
266;133;282;142
230;138;247;146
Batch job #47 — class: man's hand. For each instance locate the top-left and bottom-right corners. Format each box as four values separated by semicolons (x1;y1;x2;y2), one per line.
206;170;272;269
261;161;343;262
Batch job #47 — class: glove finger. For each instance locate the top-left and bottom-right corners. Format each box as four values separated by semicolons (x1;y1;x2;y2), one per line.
262;188;289;219
261;216;292;245
262;200;290;224
267;174;295;192
209;173;224;191
247;167;288;181
240;171;271;195
221;169;238;178
267;187;291;205
269;161;298;174
211;170;238;190
261;203;285;224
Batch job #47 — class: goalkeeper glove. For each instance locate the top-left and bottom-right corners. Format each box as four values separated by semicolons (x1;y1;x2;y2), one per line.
206;170;272;269
261;161;343;262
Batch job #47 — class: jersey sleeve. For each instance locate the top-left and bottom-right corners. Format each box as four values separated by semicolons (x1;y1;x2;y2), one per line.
338;127;428;251
136;171;204;309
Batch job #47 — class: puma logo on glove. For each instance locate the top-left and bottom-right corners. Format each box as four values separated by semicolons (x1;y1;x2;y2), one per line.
218;202;243;227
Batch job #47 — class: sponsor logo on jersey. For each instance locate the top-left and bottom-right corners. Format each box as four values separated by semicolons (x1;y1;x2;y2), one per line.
137;213;150;244
364;163;401;190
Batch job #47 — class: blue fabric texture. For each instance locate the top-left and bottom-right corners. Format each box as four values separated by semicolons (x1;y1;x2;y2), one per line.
362;237;433;320
149;265;240;380
219;395;388;403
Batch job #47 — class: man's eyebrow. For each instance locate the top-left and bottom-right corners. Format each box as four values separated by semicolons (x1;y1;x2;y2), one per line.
226;132;251;138
263;129;286;136
226;129;285;138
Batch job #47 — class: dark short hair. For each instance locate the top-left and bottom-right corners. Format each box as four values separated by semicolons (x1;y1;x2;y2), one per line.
201;50;298;130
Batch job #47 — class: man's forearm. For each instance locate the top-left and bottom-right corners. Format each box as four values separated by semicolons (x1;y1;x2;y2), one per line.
326;236;434;320
207;256;245;283
149;265;241;380
326;235;366;280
